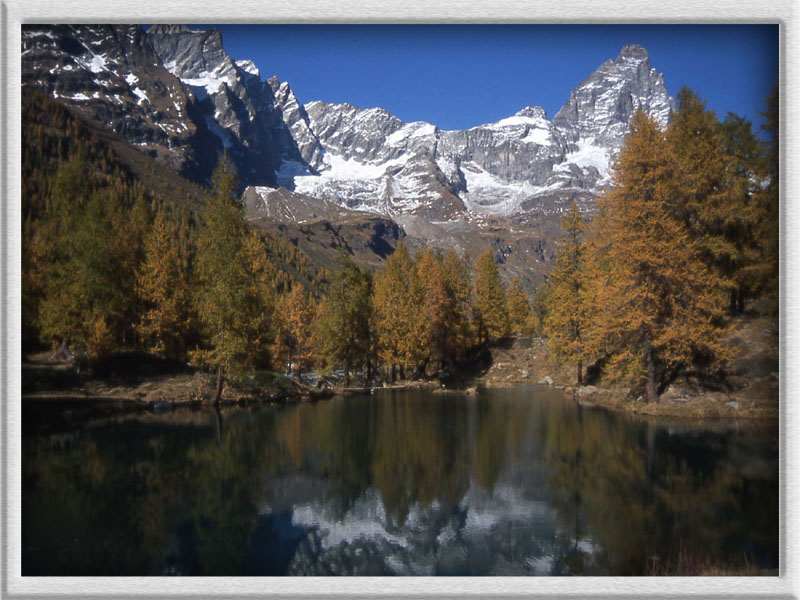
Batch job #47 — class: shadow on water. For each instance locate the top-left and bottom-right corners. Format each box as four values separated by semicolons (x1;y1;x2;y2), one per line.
22;386;778;575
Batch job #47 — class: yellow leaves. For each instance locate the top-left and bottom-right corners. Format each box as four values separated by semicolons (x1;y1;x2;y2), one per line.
572;109;734;394
543;201;595;377
86;315;115;364
136;209;192;359
273;285;315;375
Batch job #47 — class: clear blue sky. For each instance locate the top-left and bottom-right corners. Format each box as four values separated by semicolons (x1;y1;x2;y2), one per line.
183;24;778;132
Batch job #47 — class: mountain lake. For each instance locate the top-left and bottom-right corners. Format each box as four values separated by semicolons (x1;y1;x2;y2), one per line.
22;385;778;576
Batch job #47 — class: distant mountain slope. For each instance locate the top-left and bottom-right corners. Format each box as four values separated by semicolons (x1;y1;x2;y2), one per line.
23;25;674;221
22;25;677;293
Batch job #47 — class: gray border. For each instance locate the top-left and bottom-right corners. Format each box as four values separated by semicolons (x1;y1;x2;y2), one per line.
3;1;798;598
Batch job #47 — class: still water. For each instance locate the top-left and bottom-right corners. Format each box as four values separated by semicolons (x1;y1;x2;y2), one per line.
22;386;778;575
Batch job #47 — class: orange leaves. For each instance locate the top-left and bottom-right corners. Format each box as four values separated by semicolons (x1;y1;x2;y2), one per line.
273;285;315;376
580;110;733;398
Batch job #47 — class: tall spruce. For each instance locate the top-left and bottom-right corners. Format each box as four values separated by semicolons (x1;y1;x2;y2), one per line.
718;111;767;313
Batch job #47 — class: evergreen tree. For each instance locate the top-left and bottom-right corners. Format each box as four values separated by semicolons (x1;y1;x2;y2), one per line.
718;111;767;313
756;84;779;314
440;250;474;366
543;201;593;385
589;111;732;403
666;87;740;308
136;208;192;359
416;248;451;374
372;242;423;380
192;153;272;402
273;285;315;378
313;250;372;386
505;278;535;337
473;248;510;345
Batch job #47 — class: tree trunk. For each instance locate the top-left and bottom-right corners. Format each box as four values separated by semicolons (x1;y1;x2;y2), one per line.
214;365;225;405
391;363;396;383
644;337;657;403
345;357;351;387
577;360;583;387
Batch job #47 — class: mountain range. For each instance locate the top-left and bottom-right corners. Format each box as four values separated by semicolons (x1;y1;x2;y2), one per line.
22;24;676;289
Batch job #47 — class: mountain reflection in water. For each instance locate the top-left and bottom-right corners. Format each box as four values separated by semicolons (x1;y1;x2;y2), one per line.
22;386;778;575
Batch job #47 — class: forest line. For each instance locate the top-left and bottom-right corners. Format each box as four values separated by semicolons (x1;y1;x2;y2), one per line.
21;85;778;403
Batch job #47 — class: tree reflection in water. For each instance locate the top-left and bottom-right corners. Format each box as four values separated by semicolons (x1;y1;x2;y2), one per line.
22;387;777;575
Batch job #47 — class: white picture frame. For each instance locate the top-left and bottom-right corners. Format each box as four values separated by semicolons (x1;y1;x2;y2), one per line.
3;1;797;597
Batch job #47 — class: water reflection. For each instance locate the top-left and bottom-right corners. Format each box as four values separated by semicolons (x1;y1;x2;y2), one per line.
22;387;778;575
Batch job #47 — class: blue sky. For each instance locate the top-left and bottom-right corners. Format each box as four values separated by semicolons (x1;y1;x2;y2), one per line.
185;24;778;132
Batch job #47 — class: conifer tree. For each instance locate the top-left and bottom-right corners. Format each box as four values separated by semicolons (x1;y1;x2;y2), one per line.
372;242;423;380
590;111;732;402
543;201;594;386
136;208;192;359
416;248;451;373
192;153;272;402
440;250;474;366
473;248;510;345
666;87;740;308
506;278;535;337
273;285;315;379
756;84;779;314
313;250;372;386
718;112;766;312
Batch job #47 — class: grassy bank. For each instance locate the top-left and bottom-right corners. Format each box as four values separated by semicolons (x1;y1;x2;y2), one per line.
476;312;778;422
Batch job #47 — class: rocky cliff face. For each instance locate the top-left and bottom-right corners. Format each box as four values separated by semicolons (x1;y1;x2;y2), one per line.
553;44;675;148
21;24;216;178
22;27;675;223
268;43;674;220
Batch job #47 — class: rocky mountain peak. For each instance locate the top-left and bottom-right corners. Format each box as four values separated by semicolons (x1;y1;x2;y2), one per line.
514;106;548;120
617;43;650;63
552;44;674;148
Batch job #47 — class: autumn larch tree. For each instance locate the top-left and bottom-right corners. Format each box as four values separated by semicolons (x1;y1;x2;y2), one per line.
416;248;452;374
589;110;732;403
372;242;423;381
313;249;373;386
473;248;510;345
192;153;273;402
667;87;744;312
717;111;766;313
136;207;193;360
273;284;315;379
505;278;534;337
543;201;594;386
755;84;779;315
440;250;475;365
